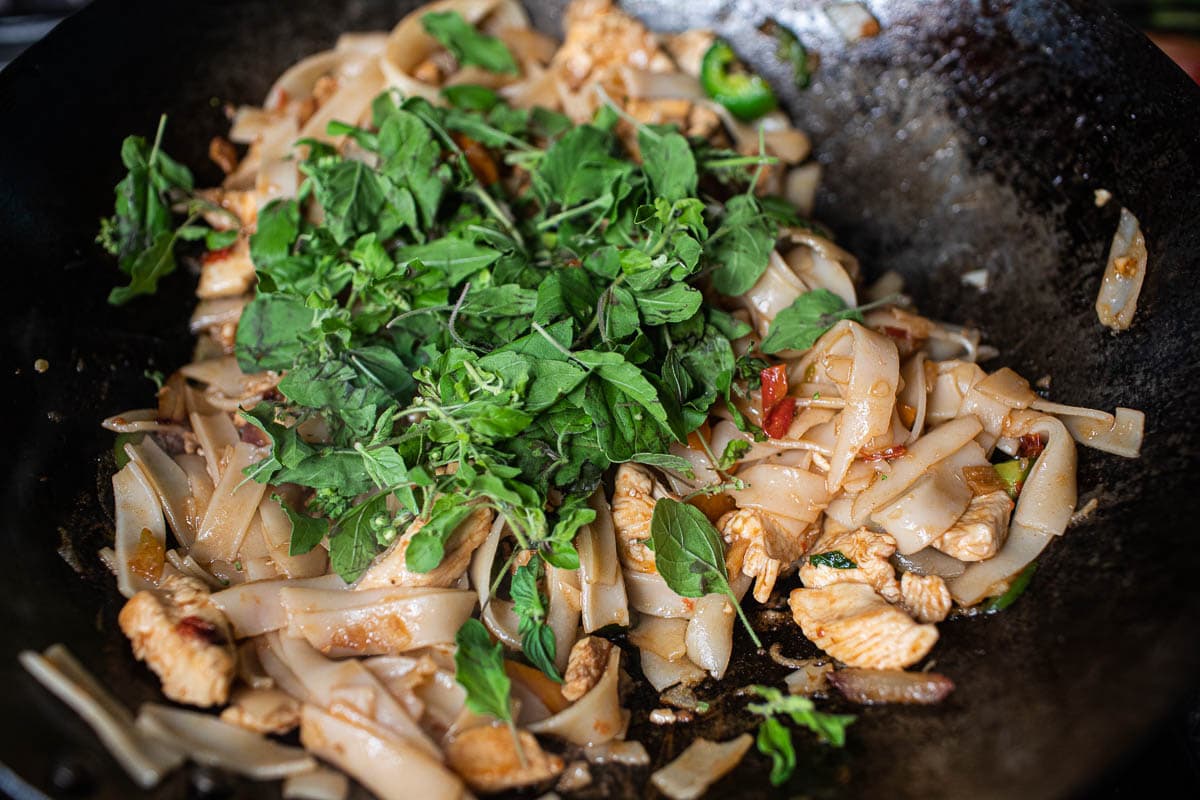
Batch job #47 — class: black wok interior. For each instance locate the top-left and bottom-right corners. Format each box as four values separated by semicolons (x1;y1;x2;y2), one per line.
2;0;1199;797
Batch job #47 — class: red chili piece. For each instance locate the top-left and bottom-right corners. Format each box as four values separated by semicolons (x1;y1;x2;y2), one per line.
880;326;912;342
759;364;795;439
860;444;908;462
763;397;797;439
759;364;789;418
176;616;225;646
1017;433;1046;459
201;245;235;265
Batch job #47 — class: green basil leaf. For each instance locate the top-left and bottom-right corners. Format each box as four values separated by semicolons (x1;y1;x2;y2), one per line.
757;716;796;786
273;494;330;556
760;289;863;354
421;11;518;74
405;496;475;573
808;550;857;570
648;497;731;598
454;618;513;722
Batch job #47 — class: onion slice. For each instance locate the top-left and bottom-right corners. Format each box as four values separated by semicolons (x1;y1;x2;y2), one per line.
827;668;955;705
1095;207;1147;332
650;734;753;800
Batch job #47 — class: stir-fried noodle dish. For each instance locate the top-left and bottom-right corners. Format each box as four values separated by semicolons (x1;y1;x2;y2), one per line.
22;0;1147;796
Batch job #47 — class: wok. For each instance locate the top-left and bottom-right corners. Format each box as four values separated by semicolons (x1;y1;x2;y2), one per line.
1;0;1198;797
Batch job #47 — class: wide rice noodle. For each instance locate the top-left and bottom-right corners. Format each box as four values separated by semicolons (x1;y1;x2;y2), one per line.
112;462;167;598
684;593;734;679
267;632;439;756
1053;405;1145;458
738;249;809;337
629;616;688;661
898;353;929;442
948;522;1053;605
1004;411;1077;537
546;564;581;673
624;570;694;618
850;415;983;526
188;408;239;485
468;516;523;649
815;321;899;491
925;361;984;426
20;645;184;788
281;585;477;656
124;437;196;548
528;648;623;745
212;573;346;638
576;489;630;631
870;440;986;554
259;496;330;578
135;703;315;779
192;442;269;564
949;412;1077;604
729;463;828;526
300;704;464;800
175;453;214;535
640;649;707;691
783;229;859;307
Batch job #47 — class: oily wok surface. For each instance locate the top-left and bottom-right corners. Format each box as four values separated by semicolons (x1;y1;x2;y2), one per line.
1;0;1199;797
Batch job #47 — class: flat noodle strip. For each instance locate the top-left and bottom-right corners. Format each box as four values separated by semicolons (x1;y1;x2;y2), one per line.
282;586;478;656
124;437;195;547
192;442;268;564
188;409;239;486
270;633;439;757
258;497;330;578
850;415;983;526
113;462;167;598
300;705;464;800
20;646;185;788
577;489;630;632
528;648;623;745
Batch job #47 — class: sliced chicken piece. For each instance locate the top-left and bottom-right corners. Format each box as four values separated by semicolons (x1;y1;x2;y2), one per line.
611;463;674;574
197;237;256;299
934;490;1013;562
561;637;613;702
118;575;235;707
798;526;901;602
718;508;815;603
686;103;722;139
789;582;938;669
219;686;301;735
663;29;715;77
357;506;493;589
554;0;675;93
625;97;692;129
444;724;564;794
898;572;953;624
